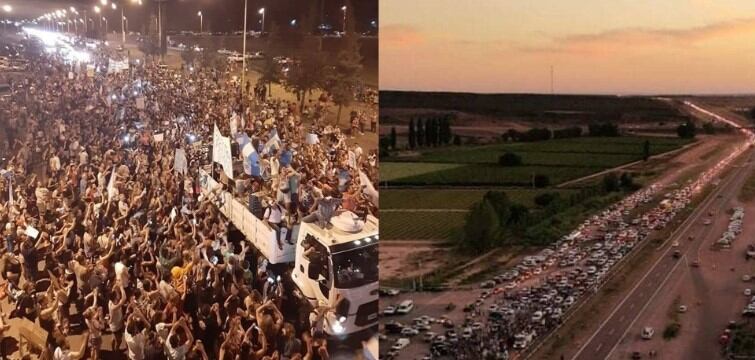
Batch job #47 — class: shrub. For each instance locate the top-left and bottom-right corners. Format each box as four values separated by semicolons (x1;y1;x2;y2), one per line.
499;152;523;167
533;174;550;188
663;322;681;340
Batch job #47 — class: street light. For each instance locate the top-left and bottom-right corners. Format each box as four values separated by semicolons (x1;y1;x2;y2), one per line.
197;11;203;33
100;0;108;6
341;5;347;33
111;3;116;10
2;5;11;13
93;6;101;14
258;7;265;33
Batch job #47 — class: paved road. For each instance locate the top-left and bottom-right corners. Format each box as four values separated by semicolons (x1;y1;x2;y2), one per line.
572;145;755;360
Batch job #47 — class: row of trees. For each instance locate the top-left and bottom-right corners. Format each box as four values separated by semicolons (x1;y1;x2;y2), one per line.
458;176;637;253
407;116;453;149
171;0;364;124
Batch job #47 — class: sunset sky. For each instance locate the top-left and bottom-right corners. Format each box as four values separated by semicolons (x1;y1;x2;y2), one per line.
380;0;755;94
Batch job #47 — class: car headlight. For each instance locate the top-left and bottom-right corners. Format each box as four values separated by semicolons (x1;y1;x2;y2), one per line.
331;318;345;335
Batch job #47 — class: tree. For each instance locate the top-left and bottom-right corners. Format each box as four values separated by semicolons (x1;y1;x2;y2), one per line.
676;119;697;139
259;55;282;98
533;174;550;188
460;199;500;252
642;140;650;161
138;14;161;60
416;118;425;147
180;47;197;66
534;193;559;207
619;172;635;189
425;118;434;147
602;173;621;192
390;127;397;149
453;135;461;146
408;118;416;149
286;44;328;113
326;18;362;124
498;152;523;167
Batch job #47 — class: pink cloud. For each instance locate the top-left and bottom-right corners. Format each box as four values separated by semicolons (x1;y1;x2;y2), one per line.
381;24;425;48
520;17;755;55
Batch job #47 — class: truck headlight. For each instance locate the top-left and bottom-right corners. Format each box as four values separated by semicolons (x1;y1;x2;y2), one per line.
331;319;345;335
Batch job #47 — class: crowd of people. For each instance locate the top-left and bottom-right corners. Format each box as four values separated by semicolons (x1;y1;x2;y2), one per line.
0;33;378;360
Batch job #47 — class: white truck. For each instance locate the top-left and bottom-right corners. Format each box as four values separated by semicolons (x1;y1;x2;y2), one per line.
198;169;379;338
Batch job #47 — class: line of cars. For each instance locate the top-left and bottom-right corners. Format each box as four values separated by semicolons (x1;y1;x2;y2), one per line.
717;207;744;248
381;146;748;359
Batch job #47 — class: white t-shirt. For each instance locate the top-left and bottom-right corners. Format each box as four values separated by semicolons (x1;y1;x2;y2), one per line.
54;347;71;360
124;329;146;360
165;338;189;360
264;205;284;224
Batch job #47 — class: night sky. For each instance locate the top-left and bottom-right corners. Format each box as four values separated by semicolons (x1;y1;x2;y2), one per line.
3;0;377;34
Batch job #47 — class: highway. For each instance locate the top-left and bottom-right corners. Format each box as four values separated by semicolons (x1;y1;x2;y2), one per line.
572;139;755;359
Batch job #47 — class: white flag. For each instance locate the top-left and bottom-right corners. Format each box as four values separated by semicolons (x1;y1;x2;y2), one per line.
107;167;117;201
359;170;378;204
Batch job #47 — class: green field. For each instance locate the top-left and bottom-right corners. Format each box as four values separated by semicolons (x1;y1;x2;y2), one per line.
382;189;578;209
382;137;691;186
381;211;467;241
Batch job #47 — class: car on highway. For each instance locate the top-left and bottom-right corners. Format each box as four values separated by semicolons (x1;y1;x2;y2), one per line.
678;305;687;313
400;327;419;337
391;338;410;351
745;289;752;297
423;331;437;342
396;300;414;315
641;326;655;340
703;219;712;225
383;305;397;316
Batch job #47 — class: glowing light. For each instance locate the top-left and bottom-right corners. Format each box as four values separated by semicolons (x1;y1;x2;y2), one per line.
2;5;11;13
258;7;264;14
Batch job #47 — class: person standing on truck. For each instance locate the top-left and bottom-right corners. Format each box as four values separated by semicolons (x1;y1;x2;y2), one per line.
301;190;342;229
264;201;286;249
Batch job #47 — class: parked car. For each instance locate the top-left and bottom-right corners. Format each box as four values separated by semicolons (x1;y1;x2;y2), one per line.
396;300;414;315
641;327;654;340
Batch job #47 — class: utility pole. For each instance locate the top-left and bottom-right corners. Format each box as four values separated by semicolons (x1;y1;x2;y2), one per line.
241;0;248;95
550;65;554;95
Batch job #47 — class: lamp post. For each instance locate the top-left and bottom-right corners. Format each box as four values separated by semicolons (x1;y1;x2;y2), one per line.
103;17;108;34
341;5;347;33
258;7;265;33
197;11;203;33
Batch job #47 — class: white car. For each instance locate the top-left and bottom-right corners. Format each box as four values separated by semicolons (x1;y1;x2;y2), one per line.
641;326;654;340
531;311;544;322
396;300;414;314
383;305;397;316
678;305;687;313
423;331;437;342
746;289;752;297
400;327;419;337
391;338;410;351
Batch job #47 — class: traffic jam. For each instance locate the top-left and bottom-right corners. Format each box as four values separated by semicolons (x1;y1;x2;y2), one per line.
380;124;754;360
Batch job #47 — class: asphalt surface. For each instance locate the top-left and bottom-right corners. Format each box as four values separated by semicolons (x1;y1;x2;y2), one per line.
572;146;755;360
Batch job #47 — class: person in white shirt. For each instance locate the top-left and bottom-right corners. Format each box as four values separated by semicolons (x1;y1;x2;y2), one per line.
165;318;193;360
108;284;127;351
124;303;149;360
53;332;88;360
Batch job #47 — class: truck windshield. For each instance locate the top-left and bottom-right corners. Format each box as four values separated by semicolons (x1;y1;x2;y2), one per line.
332;243;378;289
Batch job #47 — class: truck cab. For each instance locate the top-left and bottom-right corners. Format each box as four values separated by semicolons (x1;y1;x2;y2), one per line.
291;212;379;337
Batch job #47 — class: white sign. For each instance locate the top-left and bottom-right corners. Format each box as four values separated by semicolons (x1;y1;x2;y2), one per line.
306;133;319;145
174;148;187;174
68;71;74;80
212;123;234;179
136;97;145;110
154;133;164;142
25;226;39;239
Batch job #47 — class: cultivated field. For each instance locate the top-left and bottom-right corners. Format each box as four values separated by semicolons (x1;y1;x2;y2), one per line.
381;189;579;240
382;137;691;186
